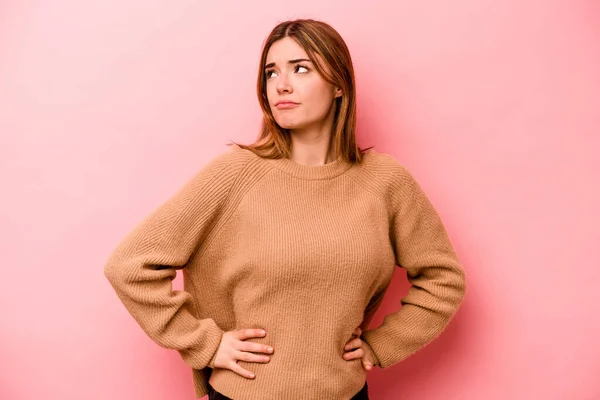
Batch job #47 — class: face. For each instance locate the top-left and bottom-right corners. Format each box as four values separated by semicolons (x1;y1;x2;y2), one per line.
264;37;342;132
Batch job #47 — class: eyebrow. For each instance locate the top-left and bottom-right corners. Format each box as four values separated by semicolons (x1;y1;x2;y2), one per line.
264;58;312;69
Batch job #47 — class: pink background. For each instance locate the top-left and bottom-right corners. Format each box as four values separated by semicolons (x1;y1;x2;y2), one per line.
1;1;599;399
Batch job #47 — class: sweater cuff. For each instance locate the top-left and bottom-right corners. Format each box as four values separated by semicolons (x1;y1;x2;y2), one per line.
361;334;381;367
360;328;397;369
178;319;224;370
207;338;220;369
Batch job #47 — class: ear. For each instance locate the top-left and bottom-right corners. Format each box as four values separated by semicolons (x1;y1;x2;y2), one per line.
334;87;342;98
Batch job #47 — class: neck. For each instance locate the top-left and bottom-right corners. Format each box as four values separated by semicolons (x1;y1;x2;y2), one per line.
288;102;337;166
288;134;336;166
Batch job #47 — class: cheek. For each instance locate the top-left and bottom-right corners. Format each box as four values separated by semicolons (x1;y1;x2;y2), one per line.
265;85;276;106
303;79;321;97
303;83;334;114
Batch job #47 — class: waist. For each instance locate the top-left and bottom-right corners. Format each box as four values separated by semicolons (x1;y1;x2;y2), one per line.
208;353;367;400
208;380;369;400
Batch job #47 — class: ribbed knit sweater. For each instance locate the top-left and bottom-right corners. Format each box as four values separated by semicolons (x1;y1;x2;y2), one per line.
104;144;466;400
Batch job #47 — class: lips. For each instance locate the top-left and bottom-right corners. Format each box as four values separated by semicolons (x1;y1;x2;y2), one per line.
275;101;299;109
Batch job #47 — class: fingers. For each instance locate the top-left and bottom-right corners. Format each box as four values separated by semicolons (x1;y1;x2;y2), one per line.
343;346;375;371
217;329;272;380
343;330;376;372
345;325;364;349
235;328;266;341
235;349;271;363
228;361;256;379
237;340;274;355
344;337;362;351
343;347;364;360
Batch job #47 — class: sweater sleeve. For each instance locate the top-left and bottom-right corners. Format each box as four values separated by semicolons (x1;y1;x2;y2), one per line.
361;163;467;369
103;147;245;370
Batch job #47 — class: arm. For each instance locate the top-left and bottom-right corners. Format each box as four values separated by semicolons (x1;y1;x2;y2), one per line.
361;163;467;369
103;148;245;370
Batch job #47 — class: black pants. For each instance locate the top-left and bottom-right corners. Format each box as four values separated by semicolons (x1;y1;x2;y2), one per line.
208;381;369;399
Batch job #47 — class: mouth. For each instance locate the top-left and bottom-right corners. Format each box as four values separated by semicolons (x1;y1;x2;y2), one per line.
275;101;300;110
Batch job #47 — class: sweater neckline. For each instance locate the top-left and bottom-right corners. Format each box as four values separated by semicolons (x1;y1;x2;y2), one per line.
268;154;353;180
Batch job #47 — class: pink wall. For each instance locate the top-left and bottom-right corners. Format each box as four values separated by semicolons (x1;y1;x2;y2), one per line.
1;1;599;399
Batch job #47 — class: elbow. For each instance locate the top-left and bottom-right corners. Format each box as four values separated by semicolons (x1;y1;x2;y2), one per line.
436;266;467;324
453;266;467;308
103;251;126;287
442;263;467;312
103;260;119;287
103;242;136;284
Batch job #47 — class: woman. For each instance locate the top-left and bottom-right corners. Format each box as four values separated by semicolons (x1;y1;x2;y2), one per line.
104;18;467;400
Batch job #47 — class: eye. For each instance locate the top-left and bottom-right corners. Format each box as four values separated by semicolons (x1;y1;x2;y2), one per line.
265;64;310;79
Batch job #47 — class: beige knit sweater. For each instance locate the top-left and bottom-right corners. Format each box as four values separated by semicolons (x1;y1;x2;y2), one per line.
104;144;466;400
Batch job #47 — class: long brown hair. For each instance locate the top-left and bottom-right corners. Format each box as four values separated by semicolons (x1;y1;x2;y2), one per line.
229;18;372;163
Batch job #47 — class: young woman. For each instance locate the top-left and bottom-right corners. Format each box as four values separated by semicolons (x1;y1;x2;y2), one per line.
104;18;467;400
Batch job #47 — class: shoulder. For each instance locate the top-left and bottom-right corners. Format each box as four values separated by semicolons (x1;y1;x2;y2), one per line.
361;150;442;215
193;143;259;181
347;148;424;210
178;143;257;199
356;148;418;190
200;143;255;173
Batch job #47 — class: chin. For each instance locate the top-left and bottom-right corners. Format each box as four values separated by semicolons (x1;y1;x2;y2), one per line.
275;118;304;130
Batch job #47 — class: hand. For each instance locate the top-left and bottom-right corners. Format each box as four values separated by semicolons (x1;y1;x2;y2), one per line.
211;329;274;379
343;327;379;371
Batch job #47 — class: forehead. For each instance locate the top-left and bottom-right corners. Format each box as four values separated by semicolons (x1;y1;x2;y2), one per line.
265;37;309;63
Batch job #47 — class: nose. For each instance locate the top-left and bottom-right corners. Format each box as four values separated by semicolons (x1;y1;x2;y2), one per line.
276;73;292;94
